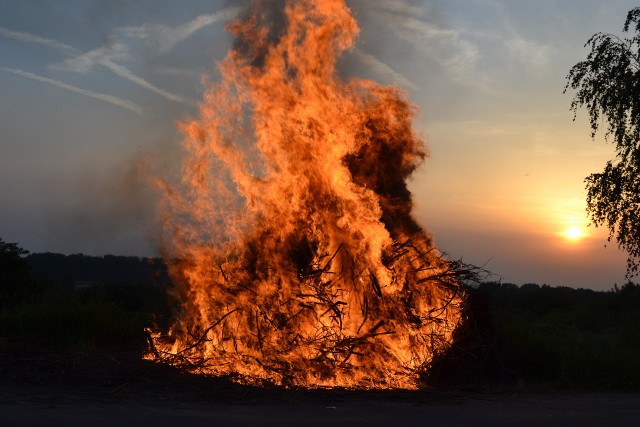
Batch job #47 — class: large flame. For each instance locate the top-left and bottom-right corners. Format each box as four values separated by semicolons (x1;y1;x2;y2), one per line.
148;0;465;389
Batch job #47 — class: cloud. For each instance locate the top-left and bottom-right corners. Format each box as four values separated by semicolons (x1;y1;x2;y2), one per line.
392;16;479;80
116;7;239;54
366;0;427;17
52;7;239;106
52;41;194;106
505;37;554;70
56;44;193;106
0;67;143;114
0;8;239;108
0;26;78;56
0;25;177;107
353;48;418;90
362;0;480;85
474;1;556;71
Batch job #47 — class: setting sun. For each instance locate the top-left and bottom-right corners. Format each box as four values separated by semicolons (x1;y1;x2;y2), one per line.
565;226;583;240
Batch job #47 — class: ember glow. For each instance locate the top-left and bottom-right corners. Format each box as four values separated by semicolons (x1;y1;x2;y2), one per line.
147;0;469;389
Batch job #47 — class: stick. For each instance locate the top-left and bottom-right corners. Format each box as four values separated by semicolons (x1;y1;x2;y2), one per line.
178;308;240;354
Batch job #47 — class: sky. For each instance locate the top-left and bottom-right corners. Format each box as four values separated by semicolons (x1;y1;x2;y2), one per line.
0;0;636;290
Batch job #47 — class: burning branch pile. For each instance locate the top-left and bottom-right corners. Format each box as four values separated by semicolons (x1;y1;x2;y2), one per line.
148;0;477;389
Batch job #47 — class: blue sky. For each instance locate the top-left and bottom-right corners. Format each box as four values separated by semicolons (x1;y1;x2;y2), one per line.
1;0;637;289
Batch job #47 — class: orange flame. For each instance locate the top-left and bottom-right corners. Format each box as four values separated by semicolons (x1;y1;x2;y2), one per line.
149;0;465;389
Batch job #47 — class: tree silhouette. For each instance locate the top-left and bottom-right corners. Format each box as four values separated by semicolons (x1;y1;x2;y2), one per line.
0;237;36;308
565;7;640;278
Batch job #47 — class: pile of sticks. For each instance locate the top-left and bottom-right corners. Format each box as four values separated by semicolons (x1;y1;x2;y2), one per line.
147;236;491;387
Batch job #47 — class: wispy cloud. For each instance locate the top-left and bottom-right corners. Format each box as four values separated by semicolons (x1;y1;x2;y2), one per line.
505;36;554;70
117;7;239;54
366;0;427;17
353;48;418;90
0;67;142;114
55;43;192;105
0;26;78;56
51;8;238;106
364;0;480;85
388;16;479;82
0;25;176;107
0;8;238;108
478;1;556;71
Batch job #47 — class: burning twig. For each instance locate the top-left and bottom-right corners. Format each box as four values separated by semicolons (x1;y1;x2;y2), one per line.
369;272;382;297
178;308;240;354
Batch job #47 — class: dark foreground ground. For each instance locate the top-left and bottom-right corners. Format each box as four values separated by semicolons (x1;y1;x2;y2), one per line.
1;350;639;427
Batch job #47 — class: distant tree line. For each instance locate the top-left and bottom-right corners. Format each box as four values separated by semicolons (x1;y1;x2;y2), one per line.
0;238;172;349
26;252;168;286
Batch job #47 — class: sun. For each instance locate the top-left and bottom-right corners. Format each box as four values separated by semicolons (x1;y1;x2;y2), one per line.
564;226;583;240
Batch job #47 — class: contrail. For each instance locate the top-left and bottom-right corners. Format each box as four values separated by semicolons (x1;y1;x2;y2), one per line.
119;7;240;54
0;67;143;114
353;48;418;90
101;59;192;106
0;24;192;106
0;26;78;55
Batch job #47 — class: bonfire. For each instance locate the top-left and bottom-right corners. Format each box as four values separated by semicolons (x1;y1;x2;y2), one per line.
147;0;479;389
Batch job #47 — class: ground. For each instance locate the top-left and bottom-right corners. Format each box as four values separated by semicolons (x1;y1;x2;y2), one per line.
1;349;639;426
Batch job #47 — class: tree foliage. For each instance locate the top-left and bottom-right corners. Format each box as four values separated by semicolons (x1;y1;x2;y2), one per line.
565;7;640;277
0;237;36;309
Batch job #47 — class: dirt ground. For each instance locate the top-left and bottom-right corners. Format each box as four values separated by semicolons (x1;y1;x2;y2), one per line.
1;350;639;426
